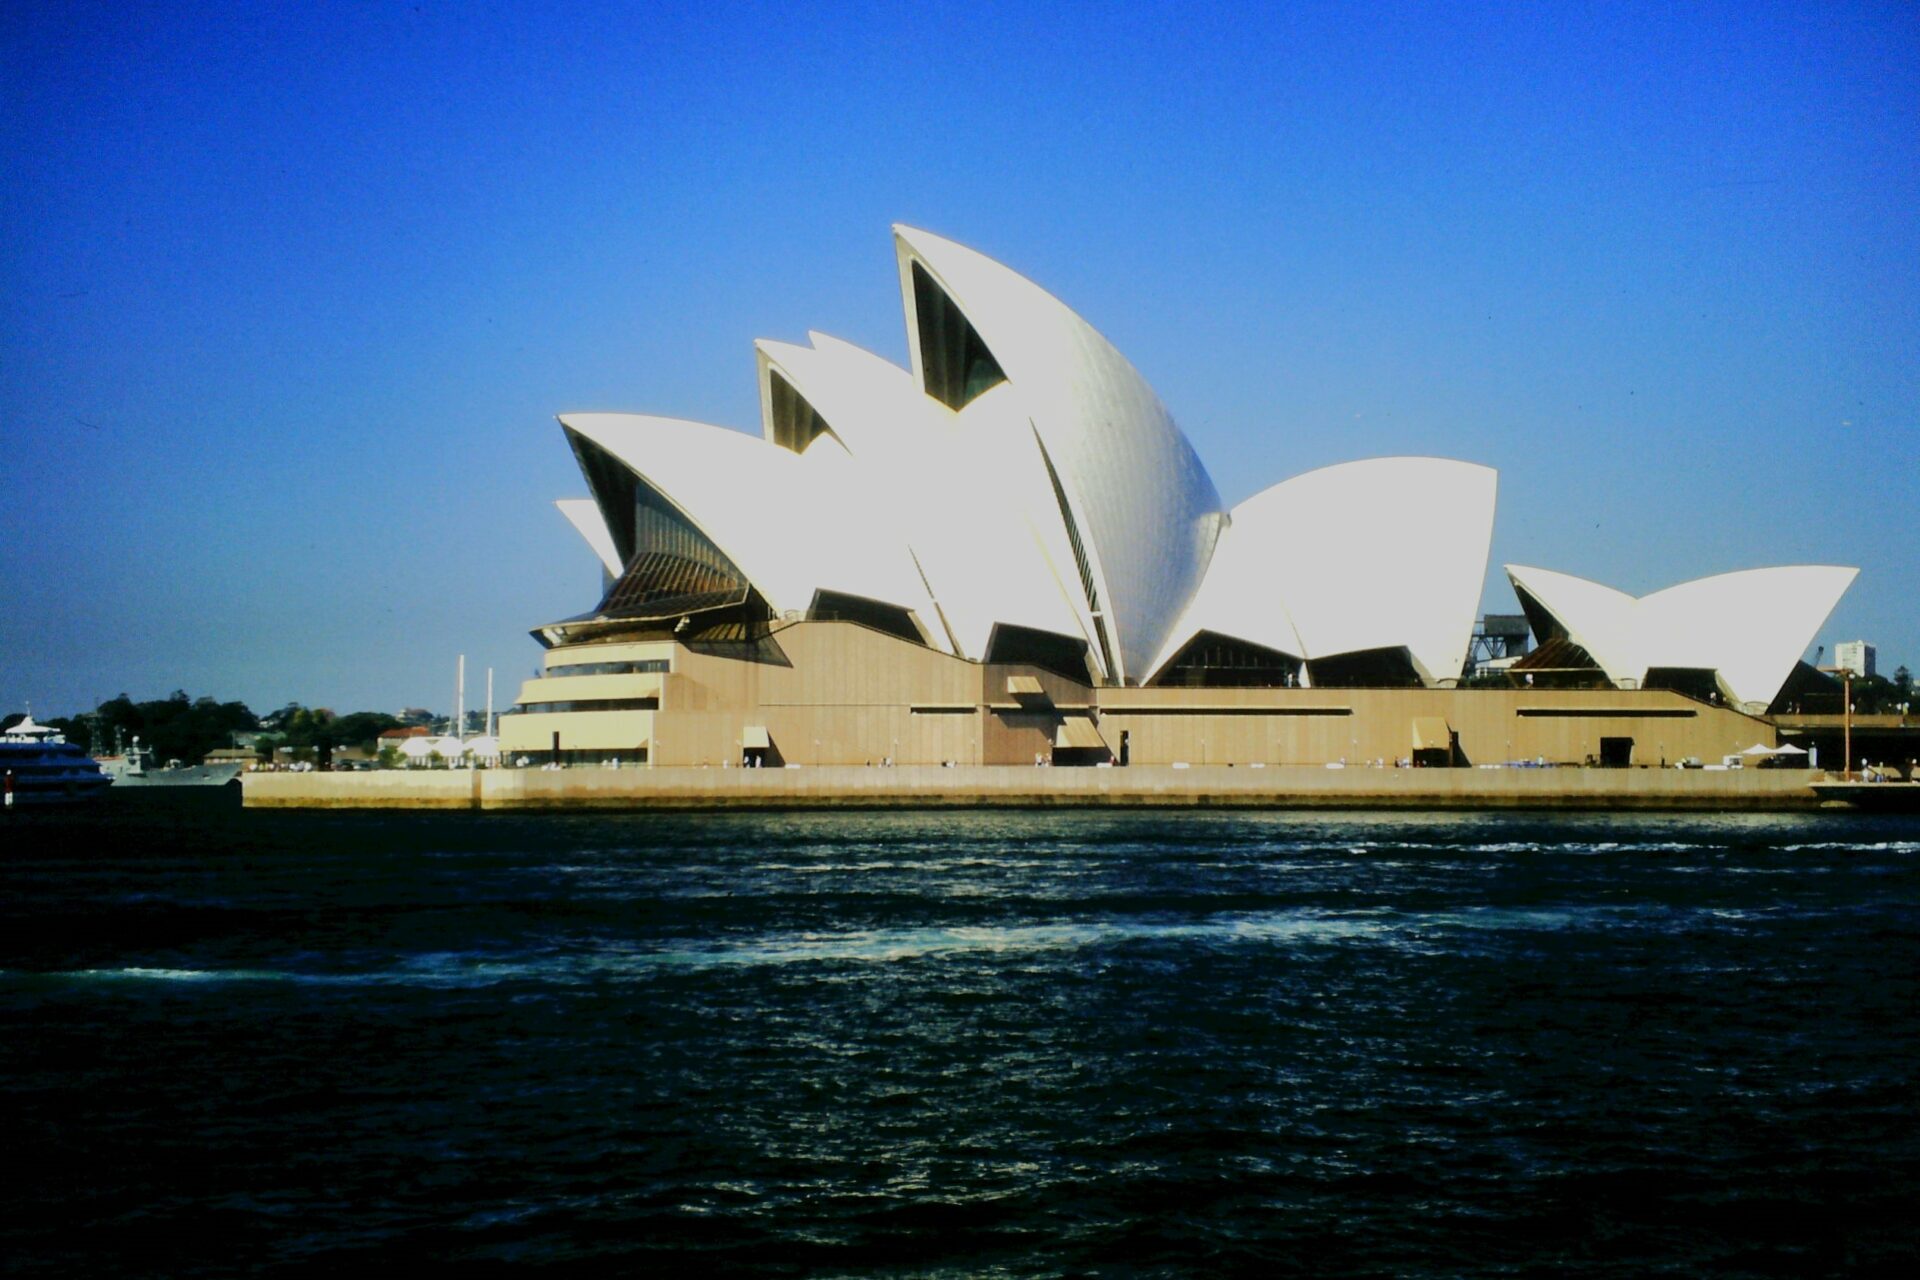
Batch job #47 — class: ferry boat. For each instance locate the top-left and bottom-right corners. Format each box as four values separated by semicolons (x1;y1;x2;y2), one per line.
1;715;112;806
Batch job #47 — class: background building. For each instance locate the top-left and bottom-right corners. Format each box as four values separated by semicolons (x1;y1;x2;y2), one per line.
1835;641;1877;679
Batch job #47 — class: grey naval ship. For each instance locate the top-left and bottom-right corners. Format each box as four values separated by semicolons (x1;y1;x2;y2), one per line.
96;735;244;788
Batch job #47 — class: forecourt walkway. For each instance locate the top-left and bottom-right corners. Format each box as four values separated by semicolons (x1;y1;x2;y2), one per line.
244;765;1826;812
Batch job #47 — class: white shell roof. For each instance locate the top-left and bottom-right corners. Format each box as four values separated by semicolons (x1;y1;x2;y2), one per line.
1148;517;1307;672
753;336;1091;663
1503;564;1638;678
895;225;1224;682
755;332;940;458
1505;563;1859;708
543;227;1864;705
555;498;623;577
1153;458;1496;683
934;383;1096;659
559;412;939;629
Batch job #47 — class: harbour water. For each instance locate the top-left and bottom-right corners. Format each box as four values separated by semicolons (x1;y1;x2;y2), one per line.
4;794;1917;1275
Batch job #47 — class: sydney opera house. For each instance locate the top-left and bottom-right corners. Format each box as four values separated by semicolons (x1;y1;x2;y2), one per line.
497;226;1855;769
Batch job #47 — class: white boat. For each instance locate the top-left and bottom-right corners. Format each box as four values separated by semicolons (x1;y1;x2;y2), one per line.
1;715;112;806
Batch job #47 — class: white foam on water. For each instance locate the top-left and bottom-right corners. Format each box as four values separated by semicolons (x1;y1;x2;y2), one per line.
1459;842;1555;854
1423;907;1592;933
31;967;298;984
1779;841;1919;853
10;960;535;990
633;910;1385;971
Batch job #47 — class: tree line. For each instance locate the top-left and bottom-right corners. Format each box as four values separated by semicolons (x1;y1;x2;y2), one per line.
2;692;405;765
1843;667;1914;715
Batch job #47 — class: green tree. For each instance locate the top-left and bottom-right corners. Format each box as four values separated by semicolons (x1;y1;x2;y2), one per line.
78;691;258;763
323;711;403;754
1850;674;1898;715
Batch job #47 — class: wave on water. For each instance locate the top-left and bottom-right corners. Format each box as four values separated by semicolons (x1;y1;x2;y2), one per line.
9;883;1870;993
2;909;1395;989
62;967;293;984
1778;840;1920;853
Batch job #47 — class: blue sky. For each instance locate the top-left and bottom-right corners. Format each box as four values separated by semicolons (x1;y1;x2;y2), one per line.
3;0;1915;717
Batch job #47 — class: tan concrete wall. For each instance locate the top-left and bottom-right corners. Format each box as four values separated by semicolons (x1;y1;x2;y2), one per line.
505;623;1778;770
658;624;987;765
516;673;662;703
244;763;1825;811
498;709;653;754
250;768;484;809
546;641;674;669
1088;686;1770;769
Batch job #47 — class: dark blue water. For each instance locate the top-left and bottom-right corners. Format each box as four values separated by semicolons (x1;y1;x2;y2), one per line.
4;794;1917;1276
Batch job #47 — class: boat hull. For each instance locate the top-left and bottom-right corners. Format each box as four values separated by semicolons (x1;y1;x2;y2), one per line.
2;755;111;805
1809;781;1920;812
4;780;114;805
99;760;245;788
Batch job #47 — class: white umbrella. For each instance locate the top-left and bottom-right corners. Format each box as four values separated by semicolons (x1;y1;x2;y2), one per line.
1739;743;1779;757
464;735;501;762
399;736;435;760
1773;743;1808;755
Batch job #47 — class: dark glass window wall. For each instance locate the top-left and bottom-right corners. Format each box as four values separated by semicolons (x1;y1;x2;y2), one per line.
912;261;1006;411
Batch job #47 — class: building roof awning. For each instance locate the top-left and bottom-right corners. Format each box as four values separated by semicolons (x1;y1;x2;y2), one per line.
741;725;770;749
1411;716;1452;751
1054;717;1108;750
1007;675;1046;697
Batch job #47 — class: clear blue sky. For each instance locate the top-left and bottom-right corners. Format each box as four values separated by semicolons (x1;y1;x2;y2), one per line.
3;0;1915;718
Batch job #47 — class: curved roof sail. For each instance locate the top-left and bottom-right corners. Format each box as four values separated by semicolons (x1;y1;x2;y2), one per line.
1635;567;1858;707
1152;458;1496;685
893;225;1224;682
560;412;938;634
1505;563;1858;708
1504;565;1639;682
556;497;623;578
1269;458;1495;682
750;337;1088;660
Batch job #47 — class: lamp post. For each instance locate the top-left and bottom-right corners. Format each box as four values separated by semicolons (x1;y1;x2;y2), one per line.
1818;666;1855;779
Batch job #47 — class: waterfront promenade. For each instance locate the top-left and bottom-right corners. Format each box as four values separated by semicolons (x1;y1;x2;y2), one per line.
243;764;1827;811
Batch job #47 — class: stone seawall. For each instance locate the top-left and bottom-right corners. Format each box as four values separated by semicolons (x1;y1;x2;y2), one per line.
243;765;1825;811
